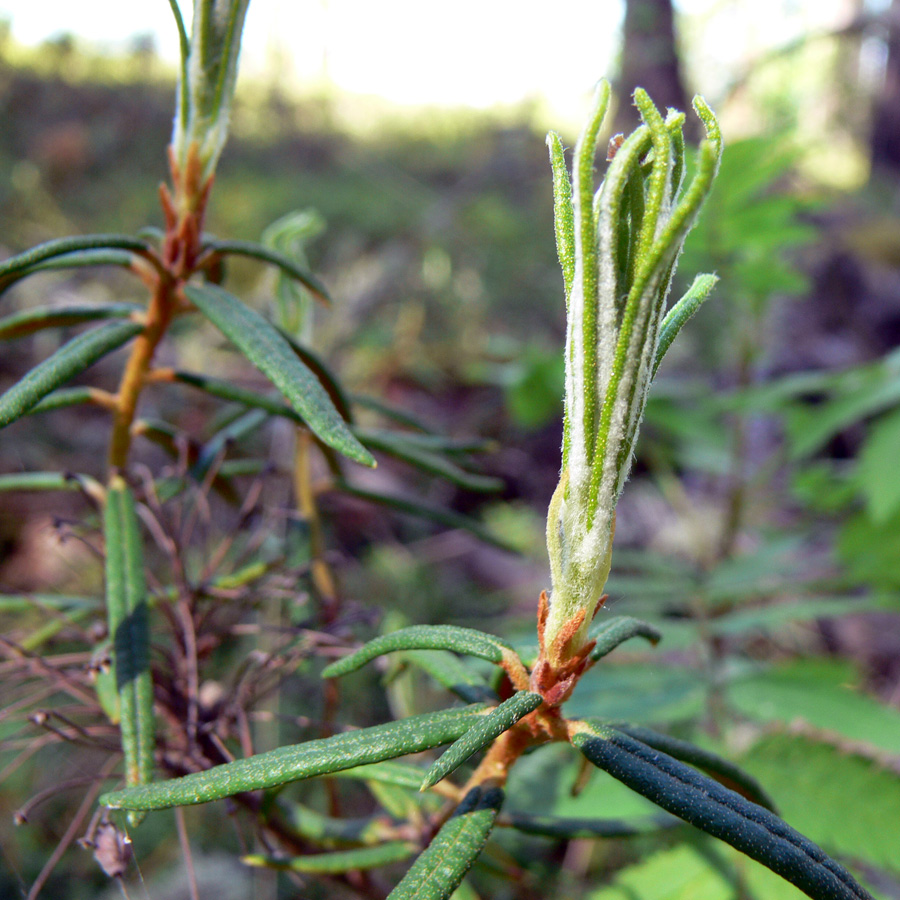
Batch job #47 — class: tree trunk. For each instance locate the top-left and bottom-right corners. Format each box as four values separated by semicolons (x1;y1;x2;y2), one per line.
613;0;693;138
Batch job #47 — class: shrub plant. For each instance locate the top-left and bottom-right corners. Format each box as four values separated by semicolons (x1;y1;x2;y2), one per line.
0;3;884;898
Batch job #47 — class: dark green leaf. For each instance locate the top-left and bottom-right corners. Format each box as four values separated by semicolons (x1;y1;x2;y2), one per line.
104;480;155;823
351;393;436;433
0;235;150;294
359;428;494;457
0;302;140;340
184;284;373;466
600;722;777;811
0;250;137;300
0;320;142;429
101;704;488;811
387;785;503;900
334;482;513;551
172;369;301;421
201;238;330;303
175;364;356;449
322;626;516;679
573;724;872;900
282;803;394;845
422;691;543;789
244;841;415;874
739;732;900;875
355;428;503;493
589;616;662;661
505;812;674;840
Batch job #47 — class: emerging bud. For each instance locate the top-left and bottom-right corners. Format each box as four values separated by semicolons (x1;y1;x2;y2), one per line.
543;81;722;663
170;0;251;189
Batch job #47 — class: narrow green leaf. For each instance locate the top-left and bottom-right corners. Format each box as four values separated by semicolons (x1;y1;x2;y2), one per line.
355;427;494;457
217;458;267;478
631;89;673;265
368;781;424;821
137;226;165;244
547;131;575;304
0;250;137;299
184;284;374;466
653;273;719;377
20;248;135;271
0;321;143;428
195;408;267;471
172;369;301;421
571;80;612;465
166;0;190;135
355;428;503;493
282;802;398;845
332;760;428;791
19;605;96;652
175;363;356;445
589;616;662;661
573;724;873;900
422;692;543;790
0;235;150;293
599;722;778;811
401;650;496;704
334;482;513;551
351;393;437;433
0;593;98;613
322;626;516;679
201;238;330;303
505;813;674;840
104;481;155;824
277;330;354;422
0;471;97;493
244;842;415;874
100;705;488;811
387;785;504;900
0;303;141;341
29;387;101;415
449;880;480;900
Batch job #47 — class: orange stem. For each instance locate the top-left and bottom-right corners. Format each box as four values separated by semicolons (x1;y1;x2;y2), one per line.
107;279;174;474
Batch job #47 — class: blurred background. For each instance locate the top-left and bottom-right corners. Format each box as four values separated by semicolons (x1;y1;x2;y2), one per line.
1;1;900;898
